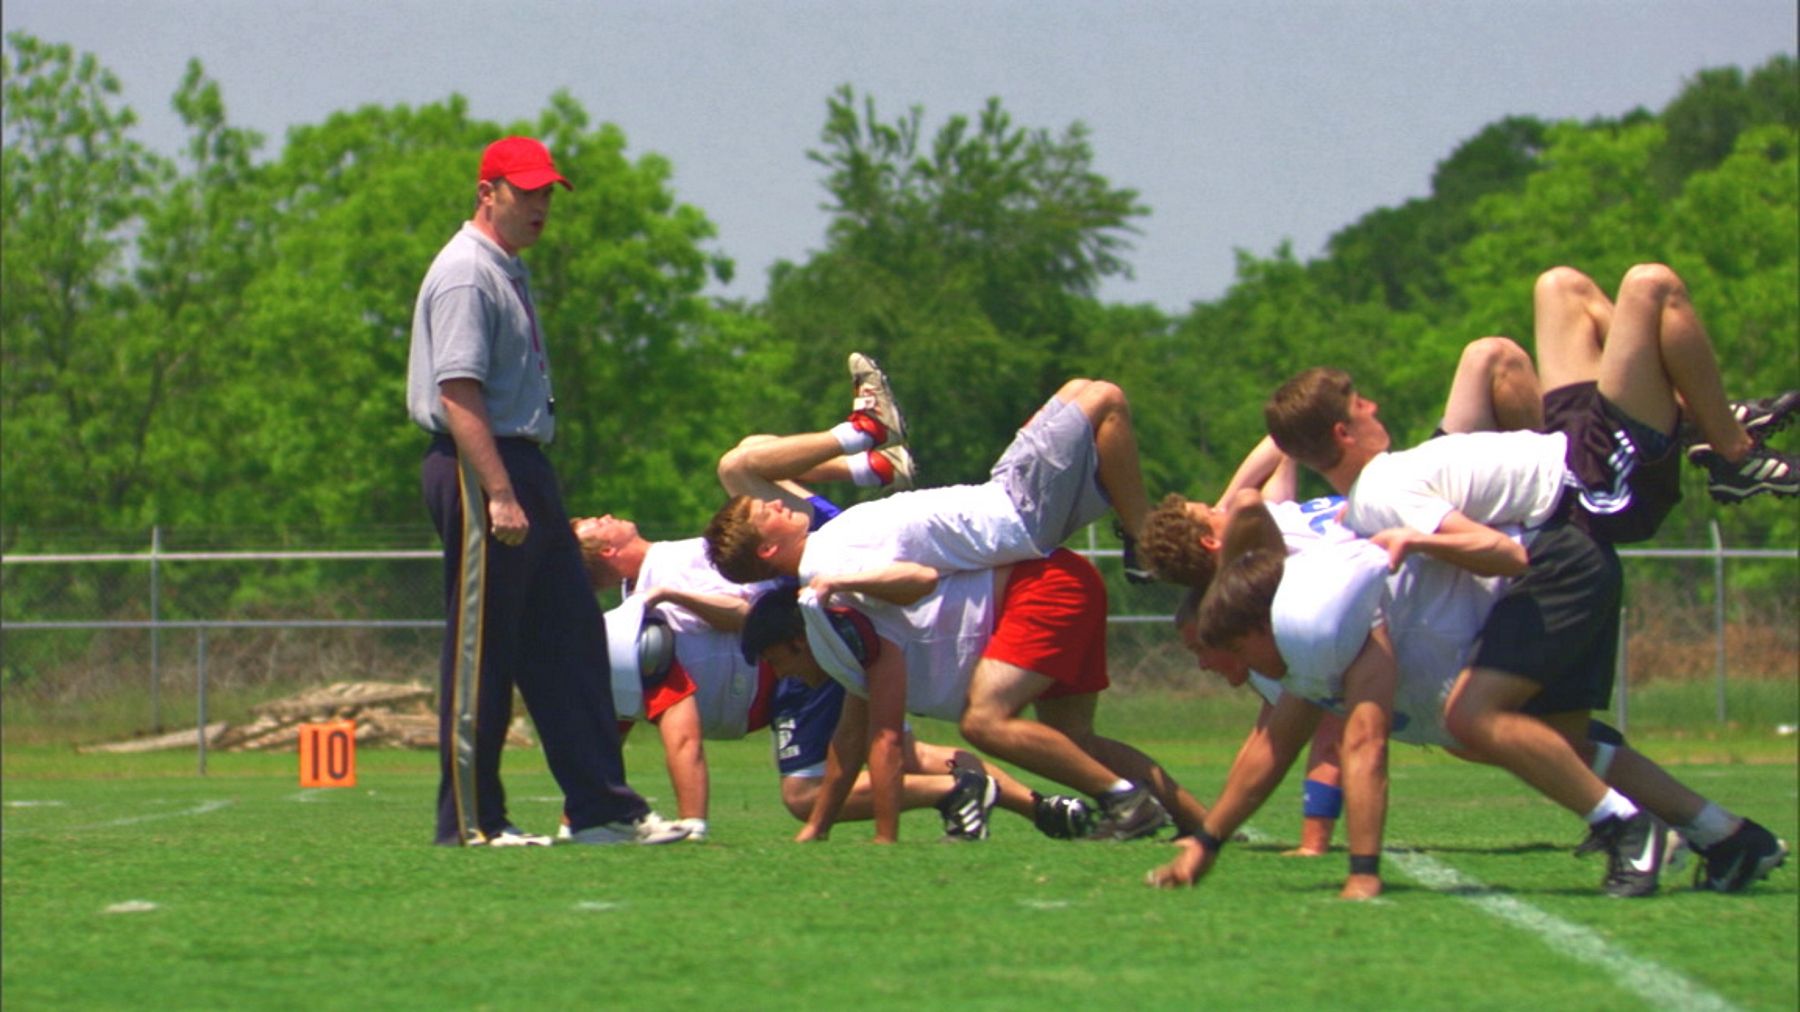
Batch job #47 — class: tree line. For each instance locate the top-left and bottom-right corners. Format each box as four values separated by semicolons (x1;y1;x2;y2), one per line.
4;33;1795;562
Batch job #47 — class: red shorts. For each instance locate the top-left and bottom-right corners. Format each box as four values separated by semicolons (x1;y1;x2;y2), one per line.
982;548;1109;698
618;659;696;736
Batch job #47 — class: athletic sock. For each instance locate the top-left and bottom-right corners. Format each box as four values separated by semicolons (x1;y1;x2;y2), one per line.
847;452;880;487
830;420;875;455
1099;779;1134;800
866;449;896;485
1585;789;1639;825
1680;802;1738;849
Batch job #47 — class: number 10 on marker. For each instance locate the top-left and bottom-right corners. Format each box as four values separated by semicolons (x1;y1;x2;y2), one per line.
299;720;357;788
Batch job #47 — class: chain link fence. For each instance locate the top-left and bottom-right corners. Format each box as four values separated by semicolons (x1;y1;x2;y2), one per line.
3;524;1795;750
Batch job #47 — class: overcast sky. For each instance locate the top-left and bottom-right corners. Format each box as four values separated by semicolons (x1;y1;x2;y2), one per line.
6;1;1795;310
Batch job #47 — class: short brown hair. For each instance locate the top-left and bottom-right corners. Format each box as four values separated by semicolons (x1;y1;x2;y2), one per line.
1265;367;1356;471
1193;548;1284;650
1139;493;1220;590
704;495;780;584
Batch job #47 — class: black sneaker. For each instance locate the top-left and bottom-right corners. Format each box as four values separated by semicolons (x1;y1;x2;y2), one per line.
1086;784;1172;842
1684;391;1800;450
1575;811;1664;898
1693;818;1790;892
1031;792;1095;840
1689;442;1800;502
1114;519;1156;585
936;767;998;842
1729;391;1800;439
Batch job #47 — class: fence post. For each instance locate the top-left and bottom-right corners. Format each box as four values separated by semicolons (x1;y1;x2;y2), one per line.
151;525;162;732
1711;520;1727;724
196;627;208;777
1613;602;1628;735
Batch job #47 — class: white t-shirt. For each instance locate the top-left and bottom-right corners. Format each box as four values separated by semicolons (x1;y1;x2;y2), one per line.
635;538;776;739
1268;537;1510;748
1248;672;1285;708
1270;541;1391;710
799;569;997;723
798;484;1036;583
1343;431;1570;536
1270;496;1357;552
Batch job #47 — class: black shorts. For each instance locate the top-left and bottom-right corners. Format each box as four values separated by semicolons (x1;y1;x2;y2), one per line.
1543;381;1681;544
1468;521;1622;715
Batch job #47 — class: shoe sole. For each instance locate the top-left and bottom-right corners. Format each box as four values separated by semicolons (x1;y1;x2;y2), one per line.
1735;391;1800;437
847;352;909;446
1708;479;1800;503
877;446;916;493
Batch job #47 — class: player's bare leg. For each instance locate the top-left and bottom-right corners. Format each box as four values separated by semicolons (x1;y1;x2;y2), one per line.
1442;336;1543;434
960;659;1123;798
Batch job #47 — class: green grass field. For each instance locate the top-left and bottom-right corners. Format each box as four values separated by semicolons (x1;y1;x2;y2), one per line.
3;689;1796;1011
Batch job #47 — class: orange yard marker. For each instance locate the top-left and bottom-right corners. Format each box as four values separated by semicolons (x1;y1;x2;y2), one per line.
298;720;358;788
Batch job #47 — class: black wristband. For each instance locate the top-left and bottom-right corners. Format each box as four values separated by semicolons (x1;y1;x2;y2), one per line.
1348;853;1381;876
1191;826;1225;852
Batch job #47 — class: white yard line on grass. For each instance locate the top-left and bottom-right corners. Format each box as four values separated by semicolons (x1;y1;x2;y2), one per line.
0;799;235;836
1237;826;1737;1012
1384;848;1739;1012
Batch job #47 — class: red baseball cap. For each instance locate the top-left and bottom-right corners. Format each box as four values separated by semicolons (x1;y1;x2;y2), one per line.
478;136;572;191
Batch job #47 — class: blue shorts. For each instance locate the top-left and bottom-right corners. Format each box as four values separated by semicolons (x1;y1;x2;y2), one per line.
774;497;851;778
769;677;846;777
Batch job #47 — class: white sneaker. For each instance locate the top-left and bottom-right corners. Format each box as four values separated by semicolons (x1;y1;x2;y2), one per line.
673;818;709;842
876;446;915;493
847;352;908;447
567;813;692;846
479;824;553;847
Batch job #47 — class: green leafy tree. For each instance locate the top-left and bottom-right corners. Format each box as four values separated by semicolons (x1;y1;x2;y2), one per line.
1;34;168;536
765;87;1148;484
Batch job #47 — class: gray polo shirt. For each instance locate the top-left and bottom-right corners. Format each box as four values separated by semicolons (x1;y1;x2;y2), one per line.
406;222;556;443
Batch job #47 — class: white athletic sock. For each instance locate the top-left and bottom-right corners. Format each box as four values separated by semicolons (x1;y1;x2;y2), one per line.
1101;779;1134;798
831;421;874;455
846;453;879;487
1680;802;1738;849
1585;789;1639;825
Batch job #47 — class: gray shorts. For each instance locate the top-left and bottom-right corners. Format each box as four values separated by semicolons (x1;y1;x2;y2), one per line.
991;394;1112;554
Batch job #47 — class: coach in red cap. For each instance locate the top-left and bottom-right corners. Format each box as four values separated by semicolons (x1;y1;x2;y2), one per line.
406;136;687;848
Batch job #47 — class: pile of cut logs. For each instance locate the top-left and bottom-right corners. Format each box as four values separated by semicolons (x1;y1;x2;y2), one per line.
80;681;535;753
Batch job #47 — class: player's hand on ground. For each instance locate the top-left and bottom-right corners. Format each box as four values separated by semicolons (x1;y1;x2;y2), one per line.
1340;873;1383;901
487;494;529;546
1145;837;1213;889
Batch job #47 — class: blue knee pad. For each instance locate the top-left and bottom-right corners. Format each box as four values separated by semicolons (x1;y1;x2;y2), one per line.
1302;779;1343;820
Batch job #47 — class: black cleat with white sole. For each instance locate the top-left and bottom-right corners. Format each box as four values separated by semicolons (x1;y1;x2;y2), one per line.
1576;810;1665;898
1694;818;1789;893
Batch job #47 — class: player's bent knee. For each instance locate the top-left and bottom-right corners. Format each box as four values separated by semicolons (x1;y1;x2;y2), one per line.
1618;262;1683;301
1462;334;1529;373
779;778;817;821
1535;265;1597;302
